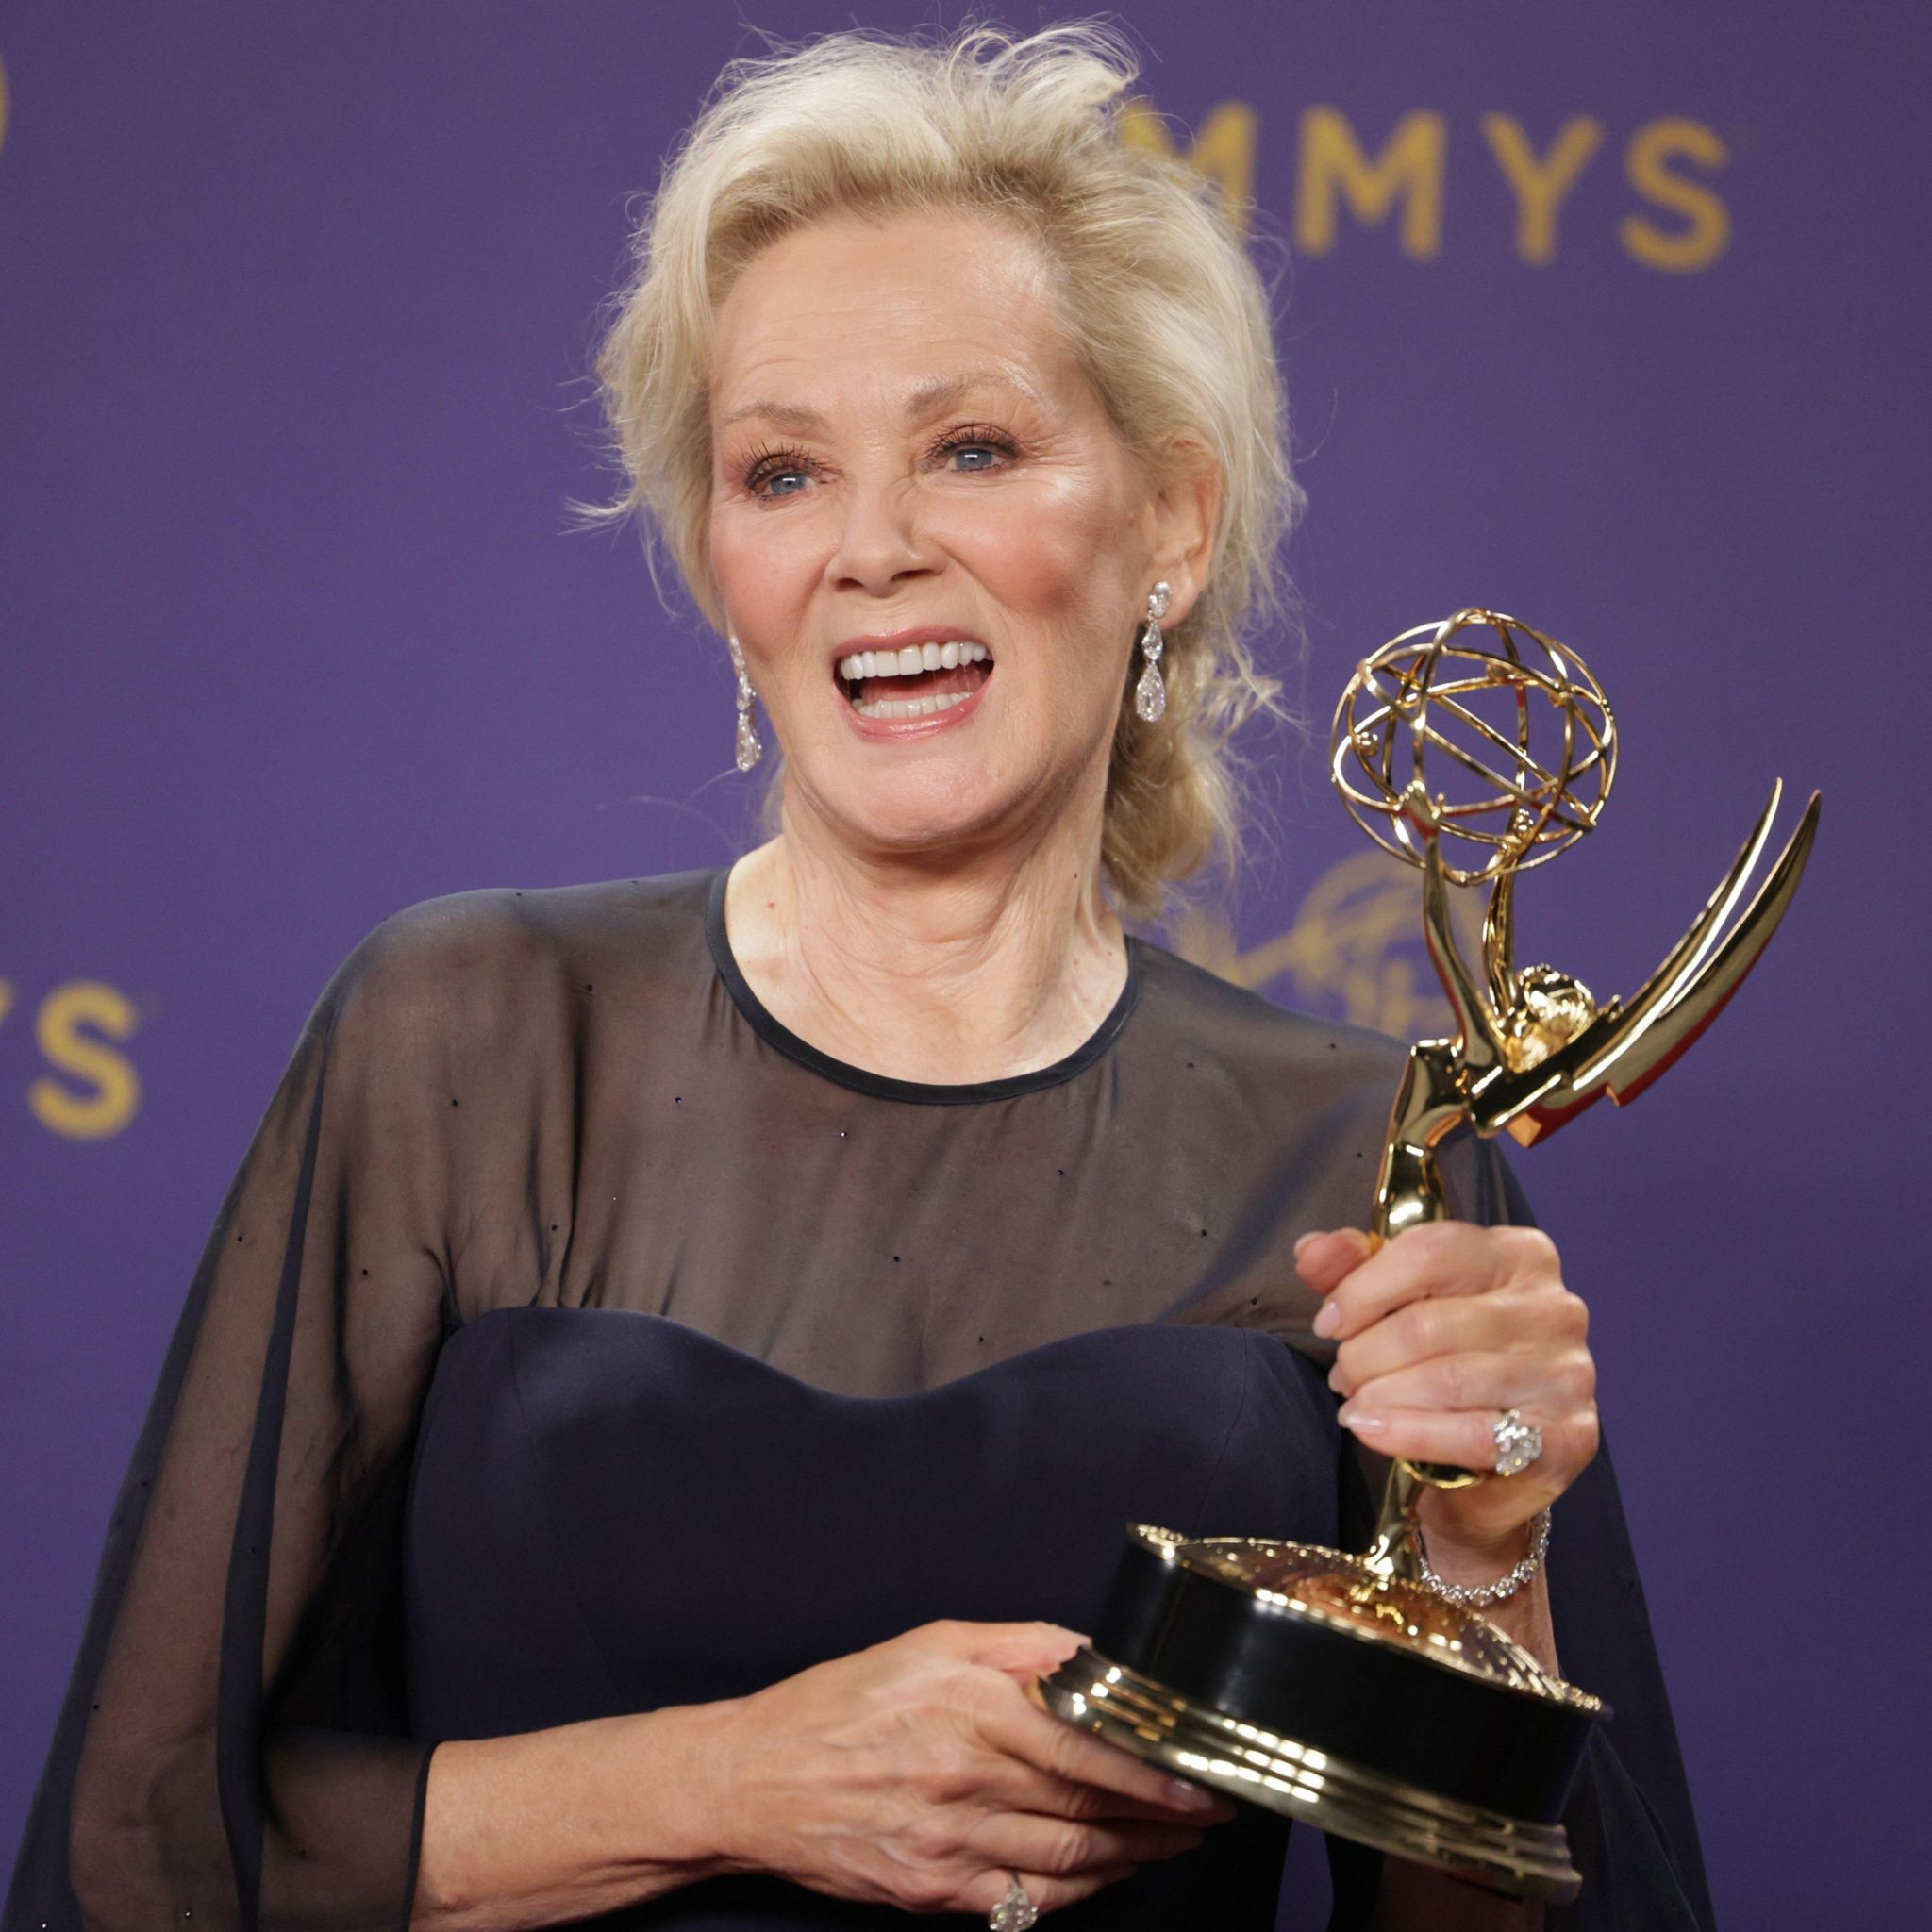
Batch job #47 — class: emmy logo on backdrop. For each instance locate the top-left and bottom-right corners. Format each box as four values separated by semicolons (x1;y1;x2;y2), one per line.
1044;608;1820;1898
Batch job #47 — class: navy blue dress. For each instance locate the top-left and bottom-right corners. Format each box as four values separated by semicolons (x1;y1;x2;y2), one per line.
5;870;1712;1930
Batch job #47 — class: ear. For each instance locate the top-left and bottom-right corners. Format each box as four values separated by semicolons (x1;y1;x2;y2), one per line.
1144;438;1223;629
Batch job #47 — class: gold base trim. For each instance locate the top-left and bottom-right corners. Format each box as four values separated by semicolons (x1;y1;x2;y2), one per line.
1040;1645;1581;1903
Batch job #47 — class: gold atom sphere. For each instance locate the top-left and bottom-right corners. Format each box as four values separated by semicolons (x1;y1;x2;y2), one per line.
1330;608;1617;888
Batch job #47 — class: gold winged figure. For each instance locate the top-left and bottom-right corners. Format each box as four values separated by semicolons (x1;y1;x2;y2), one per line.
1330;608;1820;1563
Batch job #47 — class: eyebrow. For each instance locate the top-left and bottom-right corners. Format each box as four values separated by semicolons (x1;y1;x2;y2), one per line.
717;369;1041;435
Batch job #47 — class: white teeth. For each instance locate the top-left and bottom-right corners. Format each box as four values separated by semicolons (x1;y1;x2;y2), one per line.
838;641;992;682
854;689;974;720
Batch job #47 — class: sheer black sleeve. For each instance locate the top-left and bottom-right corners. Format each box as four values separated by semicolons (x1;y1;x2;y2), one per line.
1321;1135;1716;1932
2;900;498;1932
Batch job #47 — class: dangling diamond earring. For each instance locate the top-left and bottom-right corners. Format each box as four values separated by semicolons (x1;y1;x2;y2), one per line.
1134;581;1173;724
727;633;762;771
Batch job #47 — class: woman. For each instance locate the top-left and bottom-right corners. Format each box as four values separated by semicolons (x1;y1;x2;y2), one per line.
4;23;1710;1932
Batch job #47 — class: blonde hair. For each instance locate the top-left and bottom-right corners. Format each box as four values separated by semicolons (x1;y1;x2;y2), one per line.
587;19;1303;920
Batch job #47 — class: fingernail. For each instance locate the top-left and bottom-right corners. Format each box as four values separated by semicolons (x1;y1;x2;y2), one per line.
1312;1301;1341;1337
1293;1232;1318;1260
1167;1778;1217;1811
1342;1408;1386;1434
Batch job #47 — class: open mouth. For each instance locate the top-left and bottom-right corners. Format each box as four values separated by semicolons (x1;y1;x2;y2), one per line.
837;641;993;721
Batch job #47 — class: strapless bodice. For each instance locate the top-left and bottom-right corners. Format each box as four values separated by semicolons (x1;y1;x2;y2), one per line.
402;1307;1343;1926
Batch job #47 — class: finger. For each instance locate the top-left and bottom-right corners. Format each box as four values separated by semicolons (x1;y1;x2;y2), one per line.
1331;1274;1588;1397
944;1620;1091;1675
1328;1287;1540;1397
1337;1403;1568;1476
1340;1344;1594;1419
991;1757;1238;1827
973;1677;1232;1824
982;1694;1229;1821
1315;1223;1556;1342
1328;1284;1554;1392
1292;1228;1375;1296
972;1813;1206;1878
965;1863;1138;1919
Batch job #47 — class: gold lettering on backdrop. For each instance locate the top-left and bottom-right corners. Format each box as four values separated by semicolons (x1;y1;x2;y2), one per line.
1294;108;1447;261
1129;97;1730;272
1621;118;1732;271
30;981;142;1140
1481;114;1606;263
1168;851;1484;1038
1120;97;1258;234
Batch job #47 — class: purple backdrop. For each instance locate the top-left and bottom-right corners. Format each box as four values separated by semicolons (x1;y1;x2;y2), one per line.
2;4;1923;1923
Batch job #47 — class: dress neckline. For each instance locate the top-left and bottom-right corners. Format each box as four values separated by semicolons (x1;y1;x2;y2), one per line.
703;865;1143;1107
445;1301;1268;1403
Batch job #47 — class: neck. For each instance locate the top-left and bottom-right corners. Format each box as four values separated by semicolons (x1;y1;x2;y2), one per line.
723;791;1128;1087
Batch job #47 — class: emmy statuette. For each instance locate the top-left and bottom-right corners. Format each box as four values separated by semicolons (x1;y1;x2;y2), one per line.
1041;608;1820;1898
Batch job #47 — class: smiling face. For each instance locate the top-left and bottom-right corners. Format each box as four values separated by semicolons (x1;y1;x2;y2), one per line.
706;209;1208;871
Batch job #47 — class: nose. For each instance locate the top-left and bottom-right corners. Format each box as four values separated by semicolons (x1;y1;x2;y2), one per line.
824;473;941;596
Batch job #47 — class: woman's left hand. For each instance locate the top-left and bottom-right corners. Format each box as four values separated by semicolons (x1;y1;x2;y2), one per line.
1293;1222;1600;1565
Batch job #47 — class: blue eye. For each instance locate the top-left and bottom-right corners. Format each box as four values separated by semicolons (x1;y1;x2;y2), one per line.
934;425;1019;471
742;427;1015;499
742;445;816;497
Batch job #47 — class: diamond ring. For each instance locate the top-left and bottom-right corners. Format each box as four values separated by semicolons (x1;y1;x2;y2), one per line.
990;1871;1039;1931
1491;1408;1543;1477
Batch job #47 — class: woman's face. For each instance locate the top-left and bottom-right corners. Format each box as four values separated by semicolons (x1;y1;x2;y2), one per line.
707;210;1209;869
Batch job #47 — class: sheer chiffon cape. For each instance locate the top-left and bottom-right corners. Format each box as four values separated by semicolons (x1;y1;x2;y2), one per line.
4;868;1713;1930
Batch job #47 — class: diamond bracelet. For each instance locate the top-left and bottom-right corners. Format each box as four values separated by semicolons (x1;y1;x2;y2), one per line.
1419;1506;1551;1608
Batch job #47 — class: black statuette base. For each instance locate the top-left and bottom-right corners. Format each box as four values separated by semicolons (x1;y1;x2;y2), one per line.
1041;1528;1605;1901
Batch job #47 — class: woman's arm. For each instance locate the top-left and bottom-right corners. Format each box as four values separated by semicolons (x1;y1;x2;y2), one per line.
1419;1508;1558;1669
1297;1222;1597;1932
413;1620;1231;1930
413;1705;735;1929
1368;1524;1556;1932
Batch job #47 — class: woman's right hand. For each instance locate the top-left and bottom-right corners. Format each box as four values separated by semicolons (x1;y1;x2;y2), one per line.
700;1618;1236;1916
